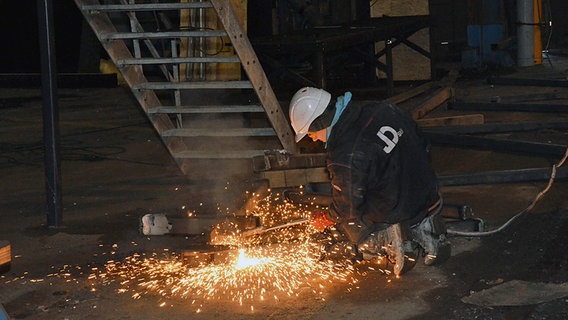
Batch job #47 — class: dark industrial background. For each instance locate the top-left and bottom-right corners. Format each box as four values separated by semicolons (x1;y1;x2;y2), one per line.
2;1;568;319
2;0;567;80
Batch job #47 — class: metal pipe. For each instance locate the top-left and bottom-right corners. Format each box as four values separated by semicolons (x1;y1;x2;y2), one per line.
385;38;394;97
37;0;63;227
517;0;534;67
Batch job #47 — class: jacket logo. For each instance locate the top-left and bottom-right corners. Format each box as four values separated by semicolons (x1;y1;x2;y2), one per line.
377;126;403;153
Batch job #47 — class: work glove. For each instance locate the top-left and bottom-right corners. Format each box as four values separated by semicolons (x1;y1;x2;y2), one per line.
310;211;335;232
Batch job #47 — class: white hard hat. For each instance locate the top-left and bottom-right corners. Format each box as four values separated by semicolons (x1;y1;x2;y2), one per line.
289;87;331;142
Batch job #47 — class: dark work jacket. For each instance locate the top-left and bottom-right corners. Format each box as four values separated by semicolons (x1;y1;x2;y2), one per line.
325;101;439;244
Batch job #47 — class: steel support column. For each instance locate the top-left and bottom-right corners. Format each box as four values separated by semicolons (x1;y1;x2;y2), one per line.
517;0;534;67
37;0;63;227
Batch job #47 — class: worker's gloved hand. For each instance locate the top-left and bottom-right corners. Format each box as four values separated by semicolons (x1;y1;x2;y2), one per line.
310;211;335;232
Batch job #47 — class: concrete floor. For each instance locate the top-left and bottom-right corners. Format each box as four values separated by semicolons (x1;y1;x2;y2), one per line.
1;57;568;319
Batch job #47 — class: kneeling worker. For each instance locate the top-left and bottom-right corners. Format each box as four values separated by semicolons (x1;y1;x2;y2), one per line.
289;87;450;276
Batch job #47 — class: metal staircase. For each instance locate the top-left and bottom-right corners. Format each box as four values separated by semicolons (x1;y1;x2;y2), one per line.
74;0;296;175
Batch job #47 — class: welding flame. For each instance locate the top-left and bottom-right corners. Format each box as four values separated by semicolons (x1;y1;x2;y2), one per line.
235;249;271;270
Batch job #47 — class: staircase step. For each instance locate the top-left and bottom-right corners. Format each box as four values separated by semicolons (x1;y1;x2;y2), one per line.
173;150;268;159
74;0;297;176
162;128;276;137
134;81;253;90
101;30;226;40
80;2;213;12
149;105;264;114
116;56;240;66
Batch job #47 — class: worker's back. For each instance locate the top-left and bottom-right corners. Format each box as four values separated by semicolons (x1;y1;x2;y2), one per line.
326;100;439;240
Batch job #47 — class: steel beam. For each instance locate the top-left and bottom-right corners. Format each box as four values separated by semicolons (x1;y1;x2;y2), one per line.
424;121;568;135
426;132;567;157
438;167;568;186
448;101;568;113
488;76;568;87
252;153;327;172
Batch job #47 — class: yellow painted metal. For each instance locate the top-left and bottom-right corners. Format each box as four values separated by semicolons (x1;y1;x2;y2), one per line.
179;0;245;81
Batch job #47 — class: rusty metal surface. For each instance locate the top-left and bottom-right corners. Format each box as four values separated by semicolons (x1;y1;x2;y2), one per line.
252;152;327;172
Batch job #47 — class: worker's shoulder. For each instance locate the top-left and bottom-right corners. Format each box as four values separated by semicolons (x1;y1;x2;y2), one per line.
353;100;404;118
354;99;398;111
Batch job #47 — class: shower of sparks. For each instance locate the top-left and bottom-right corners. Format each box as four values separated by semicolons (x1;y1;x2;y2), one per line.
88;240;355;310
53;189;392;312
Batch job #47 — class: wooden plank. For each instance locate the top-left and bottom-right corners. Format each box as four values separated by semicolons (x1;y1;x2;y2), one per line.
411;86;453;120
260;167;330;188
385;81;438;105
210;0;297;153
416;114;485;128
0;241;10;269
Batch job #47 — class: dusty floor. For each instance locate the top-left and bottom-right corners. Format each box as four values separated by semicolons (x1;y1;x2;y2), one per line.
2;57;568;319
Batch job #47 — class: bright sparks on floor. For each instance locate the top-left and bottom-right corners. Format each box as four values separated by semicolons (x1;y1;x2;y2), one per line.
64;190;390;312
90;240;354;310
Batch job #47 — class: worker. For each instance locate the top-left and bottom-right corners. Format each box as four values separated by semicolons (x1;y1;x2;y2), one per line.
289;87;450;275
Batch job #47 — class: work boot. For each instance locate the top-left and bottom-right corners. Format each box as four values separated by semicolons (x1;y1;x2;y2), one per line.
358;223;418;276
411;213;451;266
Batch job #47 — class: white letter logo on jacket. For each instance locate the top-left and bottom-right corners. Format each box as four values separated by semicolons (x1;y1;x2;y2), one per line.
377;126;403;154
